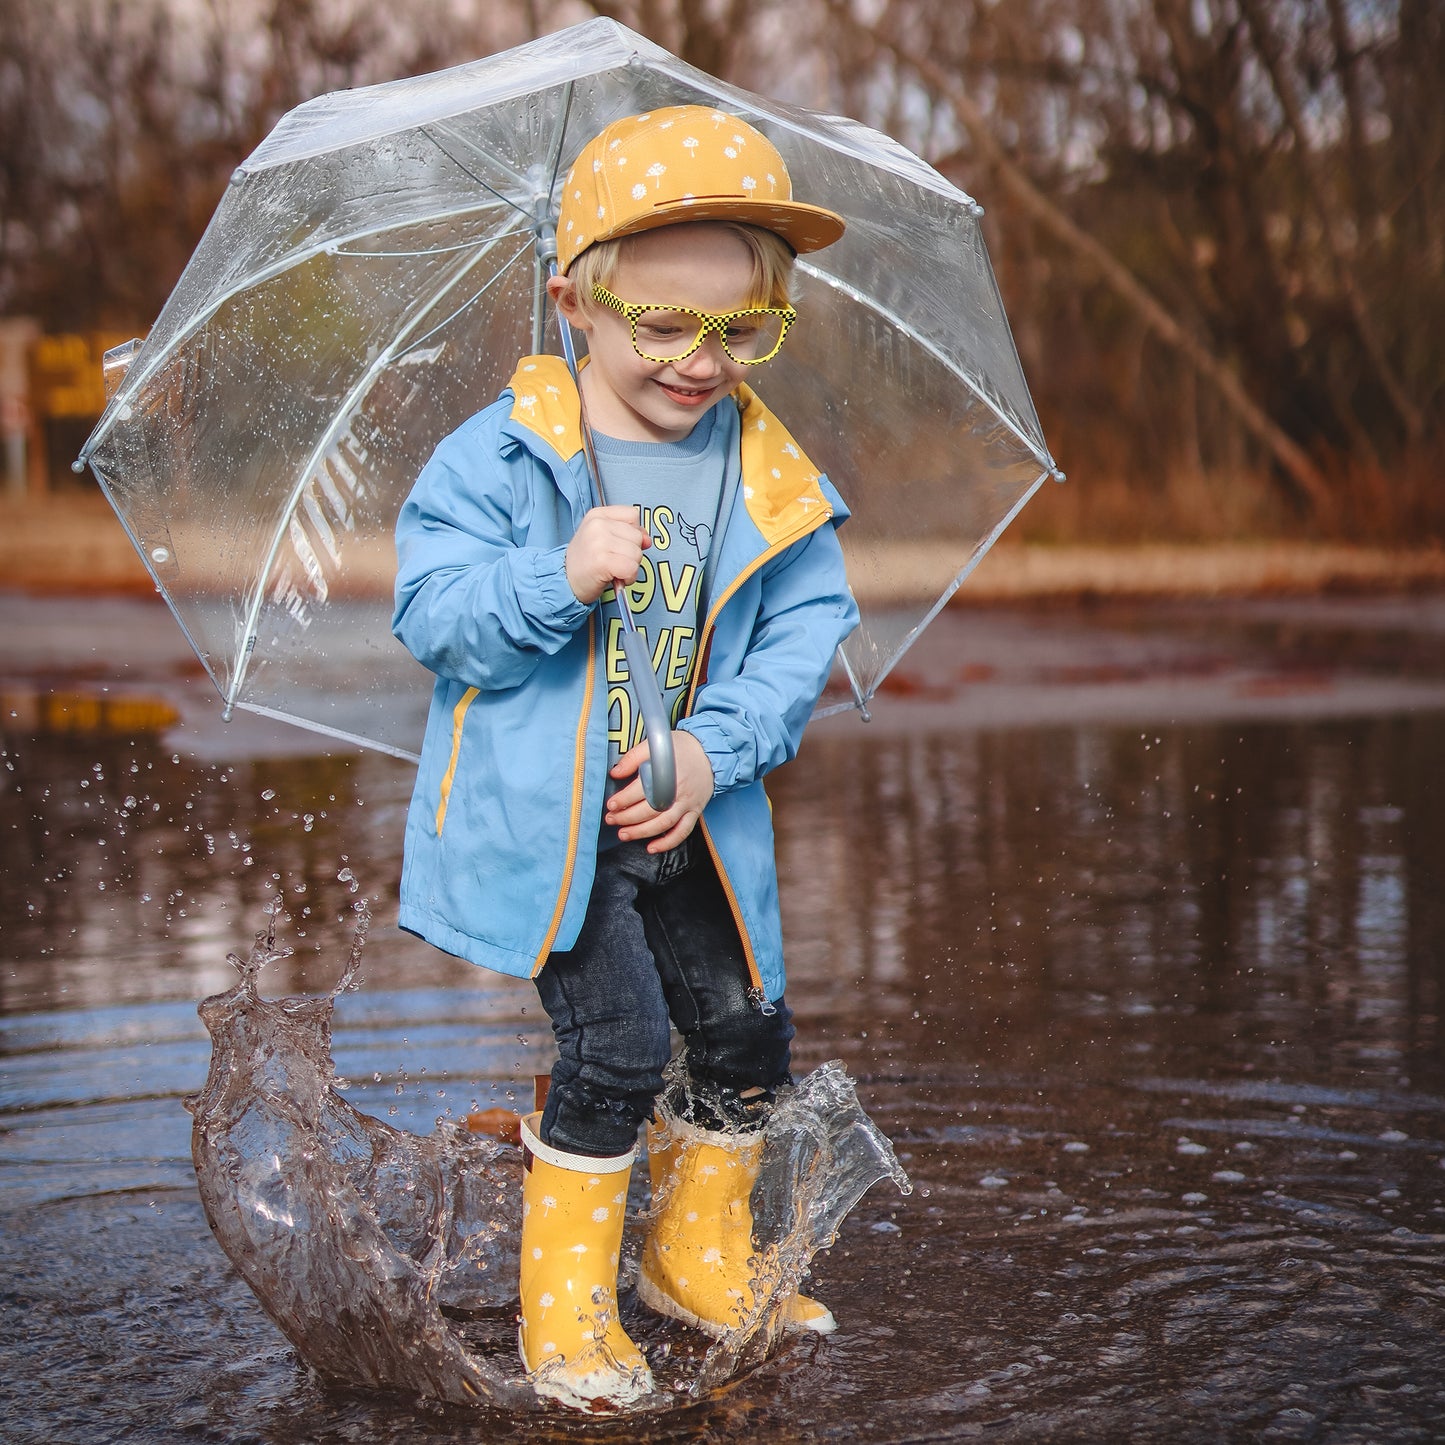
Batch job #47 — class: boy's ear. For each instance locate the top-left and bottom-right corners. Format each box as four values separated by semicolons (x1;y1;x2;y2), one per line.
547;274;591;330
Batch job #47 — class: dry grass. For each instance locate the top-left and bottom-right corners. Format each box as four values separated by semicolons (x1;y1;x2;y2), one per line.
1014;454;1445;547
5;492;1444;603
1012;468;1292;544
960;538;1445;601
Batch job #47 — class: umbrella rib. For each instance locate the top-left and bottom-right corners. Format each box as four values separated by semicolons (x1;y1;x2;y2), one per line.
419;121;547;225
224;230;523;717
392;243;531;363
326;237;494;259
416;109;580;356
796;260;1062;480
232;701;422;764
836;643;871;720
535;81;576;356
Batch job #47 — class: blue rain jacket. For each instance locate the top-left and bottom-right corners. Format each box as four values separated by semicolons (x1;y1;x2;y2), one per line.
392;356;857;999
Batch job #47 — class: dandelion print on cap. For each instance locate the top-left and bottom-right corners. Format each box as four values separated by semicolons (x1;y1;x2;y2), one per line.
556;104;845;272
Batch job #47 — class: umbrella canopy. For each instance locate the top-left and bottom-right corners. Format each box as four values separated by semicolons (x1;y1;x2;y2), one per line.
80;17;1060;763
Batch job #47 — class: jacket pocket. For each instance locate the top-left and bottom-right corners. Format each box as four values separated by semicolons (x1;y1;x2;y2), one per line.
434;686;480;836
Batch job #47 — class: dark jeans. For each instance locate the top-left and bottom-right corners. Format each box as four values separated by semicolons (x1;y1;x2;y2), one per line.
534;836;795;1157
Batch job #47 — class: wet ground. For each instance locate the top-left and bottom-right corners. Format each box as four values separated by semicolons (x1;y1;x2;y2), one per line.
3;589;1445;1442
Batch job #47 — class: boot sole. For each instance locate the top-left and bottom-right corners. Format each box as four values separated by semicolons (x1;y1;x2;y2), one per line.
518;1324;655;1410
637;1271;837;1337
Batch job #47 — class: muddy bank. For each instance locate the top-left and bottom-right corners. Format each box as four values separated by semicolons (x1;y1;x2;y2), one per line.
4;495;1445;601
5;591;1445;765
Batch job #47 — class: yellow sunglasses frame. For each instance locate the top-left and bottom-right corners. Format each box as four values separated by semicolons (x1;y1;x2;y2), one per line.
591;284;796;366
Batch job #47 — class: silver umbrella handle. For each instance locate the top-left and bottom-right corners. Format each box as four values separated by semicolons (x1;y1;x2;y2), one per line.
617;627;677;811
540;229;677;811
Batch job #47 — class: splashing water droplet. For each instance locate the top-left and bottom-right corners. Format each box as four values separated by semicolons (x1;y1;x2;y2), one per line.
188;903;531;1407
186;903;909;1412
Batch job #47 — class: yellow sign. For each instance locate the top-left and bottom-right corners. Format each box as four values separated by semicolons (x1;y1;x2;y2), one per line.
29;332;132;420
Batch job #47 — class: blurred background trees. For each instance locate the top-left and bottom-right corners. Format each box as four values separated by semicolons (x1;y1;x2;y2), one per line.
2;0;1438;540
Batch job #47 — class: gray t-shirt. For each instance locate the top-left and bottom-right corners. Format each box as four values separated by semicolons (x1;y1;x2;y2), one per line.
590;401;738;841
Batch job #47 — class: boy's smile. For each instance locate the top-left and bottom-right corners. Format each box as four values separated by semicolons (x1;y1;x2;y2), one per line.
556;224;766;444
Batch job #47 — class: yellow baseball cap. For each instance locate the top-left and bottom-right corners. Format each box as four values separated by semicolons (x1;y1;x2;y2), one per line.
556;105;845;273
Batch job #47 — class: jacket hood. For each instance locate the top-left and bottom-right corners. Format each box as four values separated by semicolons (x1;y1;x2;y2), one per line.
502;355;837;547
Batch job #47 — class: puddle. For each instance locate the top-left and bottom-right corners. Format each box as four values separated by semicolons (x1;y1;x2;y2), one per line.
4;594;1445;1440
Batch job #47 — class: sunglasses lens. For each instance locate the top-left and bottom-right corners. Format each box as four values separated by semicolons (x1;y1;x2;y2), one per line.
632;309;707;360
720;311;788;362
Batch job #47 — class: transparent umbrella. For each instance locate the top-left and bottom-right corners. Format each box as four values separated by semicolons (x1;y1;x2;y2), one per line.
79;16;1060;764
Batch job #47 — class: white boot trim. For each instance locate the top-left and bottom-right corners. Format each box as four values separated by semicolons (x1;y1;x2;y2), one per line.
520;1111;637;1175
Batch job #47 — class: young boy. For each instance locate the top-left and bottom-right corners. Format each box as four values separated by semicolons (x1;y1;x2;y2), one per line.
392;106;857;1410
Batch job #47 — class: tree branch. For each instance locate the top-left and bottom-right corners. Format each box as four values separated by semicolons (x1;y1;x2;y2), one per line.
1237;0;1424;443
835;6;1333;515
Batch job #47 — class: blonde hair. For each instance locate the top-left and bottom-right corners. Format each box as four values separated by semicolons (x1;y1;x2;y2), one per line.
564;222;796;320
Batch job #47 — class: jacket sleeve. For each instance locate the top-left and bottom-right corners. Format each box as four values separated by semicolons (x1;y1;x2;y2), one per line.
679;511;858;794
392;425;592;691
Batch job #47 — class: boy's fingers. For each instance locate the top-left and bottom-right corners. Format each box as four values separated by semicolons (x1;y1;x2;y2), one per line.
611;740;649;777
605;781;672;828
591;506;650;545
644;811;699;853
605;792;649;824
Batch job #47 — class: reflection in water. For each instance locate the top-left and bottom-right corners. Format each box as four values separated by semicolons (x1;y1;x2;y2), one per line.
4;669;1445;1439
0;732;477;1010
776;717;1445;1095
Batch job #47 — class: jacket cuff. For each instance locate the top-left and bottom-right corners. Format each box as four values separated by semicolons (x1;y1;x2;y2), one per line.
678;714;741;793
531;543;592;631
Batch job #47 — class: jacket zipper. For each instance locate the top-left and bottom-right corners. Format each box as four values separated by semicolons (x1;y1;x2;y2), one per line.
530;612;598;975
688;507;834;1000
434;686;480;836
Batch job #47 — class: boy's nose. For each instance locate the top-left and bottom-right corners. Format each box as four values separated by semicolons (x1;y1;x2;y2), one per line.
673;335;728;376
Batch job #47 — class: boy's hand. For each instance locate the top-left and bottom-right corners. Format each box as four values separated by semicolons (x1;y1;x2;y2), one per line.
566;505;650;604
606;730;715;852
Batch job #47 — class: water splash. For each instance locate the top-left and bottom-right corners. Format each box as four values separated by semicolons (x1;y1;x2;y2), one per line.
185;905;910;1411
185;904;533;1409
686;1062;913;1394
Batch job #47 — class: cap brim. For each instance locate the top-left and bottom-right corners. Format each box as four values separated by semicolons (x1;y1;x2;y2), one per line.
571;198;846;268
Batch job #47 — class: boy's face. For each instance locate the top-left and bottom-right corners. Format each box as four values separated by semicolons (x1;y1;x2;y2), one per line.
552;224;761;444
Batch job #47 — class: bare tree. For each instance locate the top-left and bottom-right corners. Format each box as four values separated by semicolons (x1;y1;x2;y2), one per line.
0;0;534;330
804;0;1442;528
3;0;1440;533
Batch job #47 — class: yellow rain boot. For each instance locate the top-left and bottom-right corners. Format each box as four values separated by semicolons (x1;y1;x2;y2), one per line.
638;1115;837;1338
517;1112;654;1410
